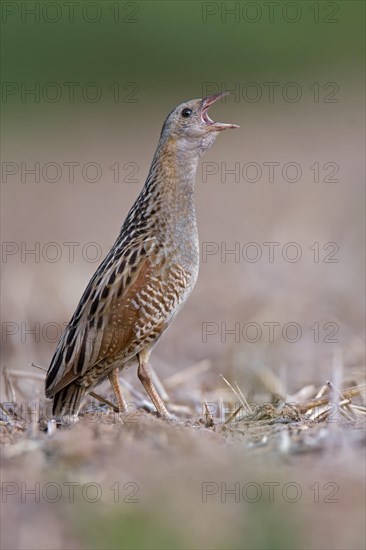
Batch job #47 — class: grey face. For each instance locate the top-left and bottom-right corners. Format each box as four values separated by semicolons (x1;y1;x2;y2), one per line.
160;93;239;156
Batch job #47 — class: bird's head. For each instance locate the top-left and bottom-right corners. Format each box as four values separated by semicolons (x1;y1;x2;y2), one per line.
160;92;239;158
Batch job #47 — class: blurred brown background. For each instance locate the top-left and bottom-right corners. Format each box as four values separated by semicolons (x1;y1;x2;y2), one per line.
2;52;364;391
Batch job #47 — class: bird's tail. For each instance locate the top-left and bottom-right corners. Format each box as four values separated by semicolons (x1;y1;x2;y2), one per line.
51;383;87;419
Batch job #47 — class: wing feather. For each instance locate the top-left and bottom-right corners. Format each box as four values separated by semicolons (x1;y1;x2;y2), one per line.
45;236;158;397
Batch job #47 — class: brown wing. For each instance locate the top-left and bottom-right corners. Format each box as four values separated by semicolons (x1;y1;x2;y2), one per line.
45;236;163;397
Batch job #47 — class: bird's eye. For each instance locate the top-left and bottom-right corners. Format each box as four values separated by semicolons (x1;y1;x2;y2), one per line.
181;108;192;118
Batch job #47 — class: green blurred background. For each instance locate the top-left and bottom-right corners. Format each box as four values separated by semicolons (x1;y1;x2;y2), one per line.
1;1;365;549
2;0;364;100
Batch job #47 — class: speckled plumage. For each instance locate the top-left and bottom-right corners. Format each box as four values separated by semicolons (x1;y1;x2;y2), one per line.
45;93;238;419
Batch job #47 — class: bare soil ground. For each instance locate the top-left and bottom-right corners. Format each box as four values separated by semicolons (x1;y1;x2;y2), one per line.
1;364;365;550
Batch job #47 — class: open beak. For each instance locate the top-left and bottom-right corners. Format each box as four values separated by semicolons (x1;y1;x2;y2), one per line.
201;92;240;131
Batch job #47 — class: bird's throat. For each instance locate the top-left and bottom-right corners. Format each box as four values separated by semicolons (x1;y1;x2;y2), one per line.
144;136;199;247
151;136;199;214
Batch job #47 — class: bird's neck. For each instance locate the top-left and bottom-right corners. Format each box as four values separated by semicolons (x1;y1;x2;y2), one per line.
143;136;200;228
121;136;200;269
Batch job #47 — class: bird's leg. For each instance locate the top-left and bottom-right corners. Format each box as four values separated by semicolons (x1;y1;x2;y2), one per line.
138;351;170;419
108;367;127;413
